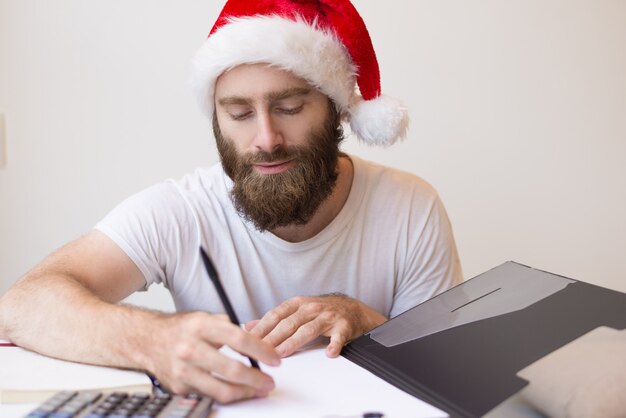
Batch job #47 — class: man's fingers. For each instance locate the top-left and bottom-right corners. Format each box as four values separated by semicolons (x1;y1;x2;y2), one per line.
177;365;271;404
182;317;280;367
240;295;376;358
244;319;259;331
185;341;276;390
213;323;281;367
150;312;283;405
325;329;350;358
164;330;277;403
205;351;276;395
261;312;311;348
274;317;326;357
258;299;326;348
249;298;302;339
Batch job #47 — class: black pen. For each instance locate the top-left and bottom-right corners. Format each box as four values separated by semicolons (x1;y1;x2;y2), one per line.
199;247;260;369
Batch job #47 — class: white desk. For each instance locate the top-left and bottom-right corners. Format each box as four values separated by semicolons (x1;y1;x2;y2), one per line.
0;347;541;418
0;344;445;418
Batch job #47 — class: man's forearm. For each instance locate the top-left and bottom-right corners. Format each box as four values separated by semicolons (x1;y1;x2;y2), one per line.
0;272;162;372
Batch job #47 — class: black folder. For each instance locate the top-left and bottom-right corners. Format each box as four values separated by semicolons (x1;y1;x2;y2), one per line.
341;261;626;418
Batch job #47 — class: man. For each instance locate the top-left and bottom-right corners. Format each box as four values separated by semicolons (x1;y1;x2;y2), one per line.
0;0;462;405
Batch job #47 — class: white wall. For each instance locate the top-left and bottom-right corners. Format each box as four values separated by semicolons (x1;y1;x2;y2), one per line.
1;0;624;312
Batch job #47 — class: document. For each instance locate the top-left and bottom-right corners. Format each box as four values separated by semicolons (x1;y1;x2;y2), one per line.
215;345;447;418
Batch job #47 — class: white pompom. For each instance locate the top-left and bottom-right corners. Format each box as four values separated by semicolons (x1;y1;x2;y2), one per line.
348;95;409;146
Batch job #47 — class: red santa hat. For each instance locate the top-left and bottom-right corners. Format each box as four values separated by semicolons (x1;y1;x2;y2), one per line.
190;0;409;146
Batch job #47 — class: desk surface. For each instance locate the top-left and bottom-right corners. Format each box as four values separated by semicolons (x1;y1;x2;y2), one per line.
0;343;545;418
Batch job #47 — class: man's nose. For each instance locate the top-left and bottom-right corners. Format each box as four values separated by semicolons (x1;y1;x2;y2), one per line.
253;111;283;153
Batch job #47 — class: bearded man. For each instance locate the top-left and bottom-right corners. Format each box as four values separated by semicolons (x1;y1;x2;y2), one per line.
0;0;462;404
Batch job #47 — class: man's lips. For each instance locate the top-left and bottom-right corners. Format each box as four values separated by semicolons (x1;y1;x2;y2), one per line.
253;159;295;174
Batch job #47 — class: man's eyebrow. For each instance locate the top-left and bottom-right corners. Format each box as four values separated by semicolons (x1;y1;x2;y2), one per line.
265;87;312;102
217;96;250;106
217;87;312;107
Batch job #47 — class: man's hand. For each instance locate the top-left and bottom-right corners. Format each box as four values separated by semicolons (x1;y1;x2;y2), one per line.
146;312;281;404
0;231;281;405
244;294;386;358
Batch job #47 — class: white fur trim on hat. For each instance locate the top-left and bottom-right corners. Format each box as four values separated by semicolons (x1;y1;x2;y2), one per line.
191;15;357;120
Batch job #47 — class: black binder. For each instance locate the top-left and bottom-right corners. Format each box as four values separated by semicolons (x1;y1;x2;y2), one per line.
341;261;626;418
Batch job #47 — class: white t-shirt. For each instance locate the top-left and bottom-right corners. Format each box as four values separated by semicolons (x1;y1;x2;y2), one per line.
95;155;463;320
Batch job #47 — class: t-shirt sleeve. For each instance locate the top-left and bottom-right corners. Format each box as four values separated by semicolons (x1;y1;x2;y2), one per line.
389;194;464;318
94;181;199;290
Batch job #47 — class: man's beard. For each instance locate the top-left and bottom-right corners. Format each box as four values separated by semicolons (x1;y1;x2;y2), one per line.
213;106;344;232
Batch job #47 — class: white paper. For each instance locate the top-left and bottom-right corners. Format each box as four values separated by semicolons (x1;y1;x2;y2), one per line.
214;346;447;418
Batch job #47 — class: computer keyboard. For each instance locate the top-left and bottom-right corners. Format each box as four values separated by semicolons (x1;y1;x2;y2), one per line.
24;390;213;418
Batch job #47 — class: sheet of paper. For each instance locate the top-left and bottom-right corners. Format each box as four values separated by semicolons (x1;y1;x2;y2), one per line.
215;346;447;418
